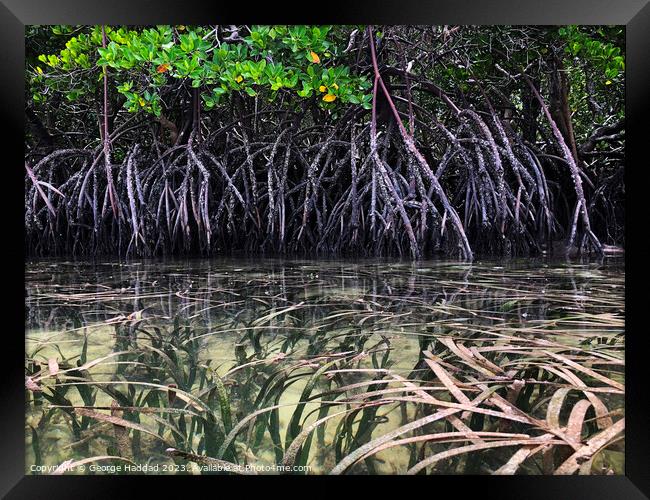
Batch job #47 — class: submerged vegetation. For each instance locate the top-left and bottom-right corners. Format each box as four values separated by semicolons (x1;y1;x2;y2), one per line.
25;25;624;259
25;259;624;475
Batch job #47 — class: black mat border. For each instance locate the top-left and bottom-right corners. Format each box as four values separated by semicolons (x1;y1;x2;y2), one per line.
3;2;647;498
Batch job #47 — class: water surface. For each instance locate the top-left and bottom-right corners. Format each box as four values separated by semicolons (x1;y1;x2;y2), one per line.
25;258;625;475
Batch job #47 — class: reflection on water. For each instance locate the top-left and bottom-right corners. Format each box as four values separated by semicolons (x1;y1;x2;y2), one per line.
25;258;625;475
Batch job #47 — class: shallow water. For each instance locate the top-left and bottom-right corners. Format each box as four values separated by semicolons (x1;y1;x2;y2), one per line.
25;258;625;475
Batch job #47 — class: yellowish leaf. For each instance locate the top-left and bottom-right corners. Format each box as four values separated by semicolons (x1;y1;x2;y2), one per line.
605;80;612;85
322;93;336;102
319;85;327;92
235;75;243;83
332;83;339;90
310;51;320;64
36;66;43;74
139;97;146;107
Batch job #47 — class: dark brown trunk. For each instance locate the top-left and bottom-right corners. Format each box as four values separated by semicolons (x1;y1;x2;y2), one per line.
157;114;179;146
549;56;580;165
26;108;54;152
522;74;541;144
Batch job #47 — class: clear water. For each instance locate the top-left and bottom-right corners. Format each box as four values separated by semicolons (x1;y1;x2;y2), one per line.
25;258;625;475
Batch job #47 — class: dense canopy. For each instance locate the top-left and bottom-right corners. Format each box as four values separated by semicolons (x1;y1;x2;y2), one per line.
25;25;625;259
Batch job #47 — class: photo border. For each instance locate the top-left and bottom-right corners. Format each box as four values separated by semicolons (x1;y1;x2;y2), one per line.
4;1;647;497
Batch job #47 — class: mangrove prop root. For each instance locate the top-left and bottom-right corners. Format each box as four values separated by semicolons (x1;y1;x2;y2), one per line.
25;38;622;260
